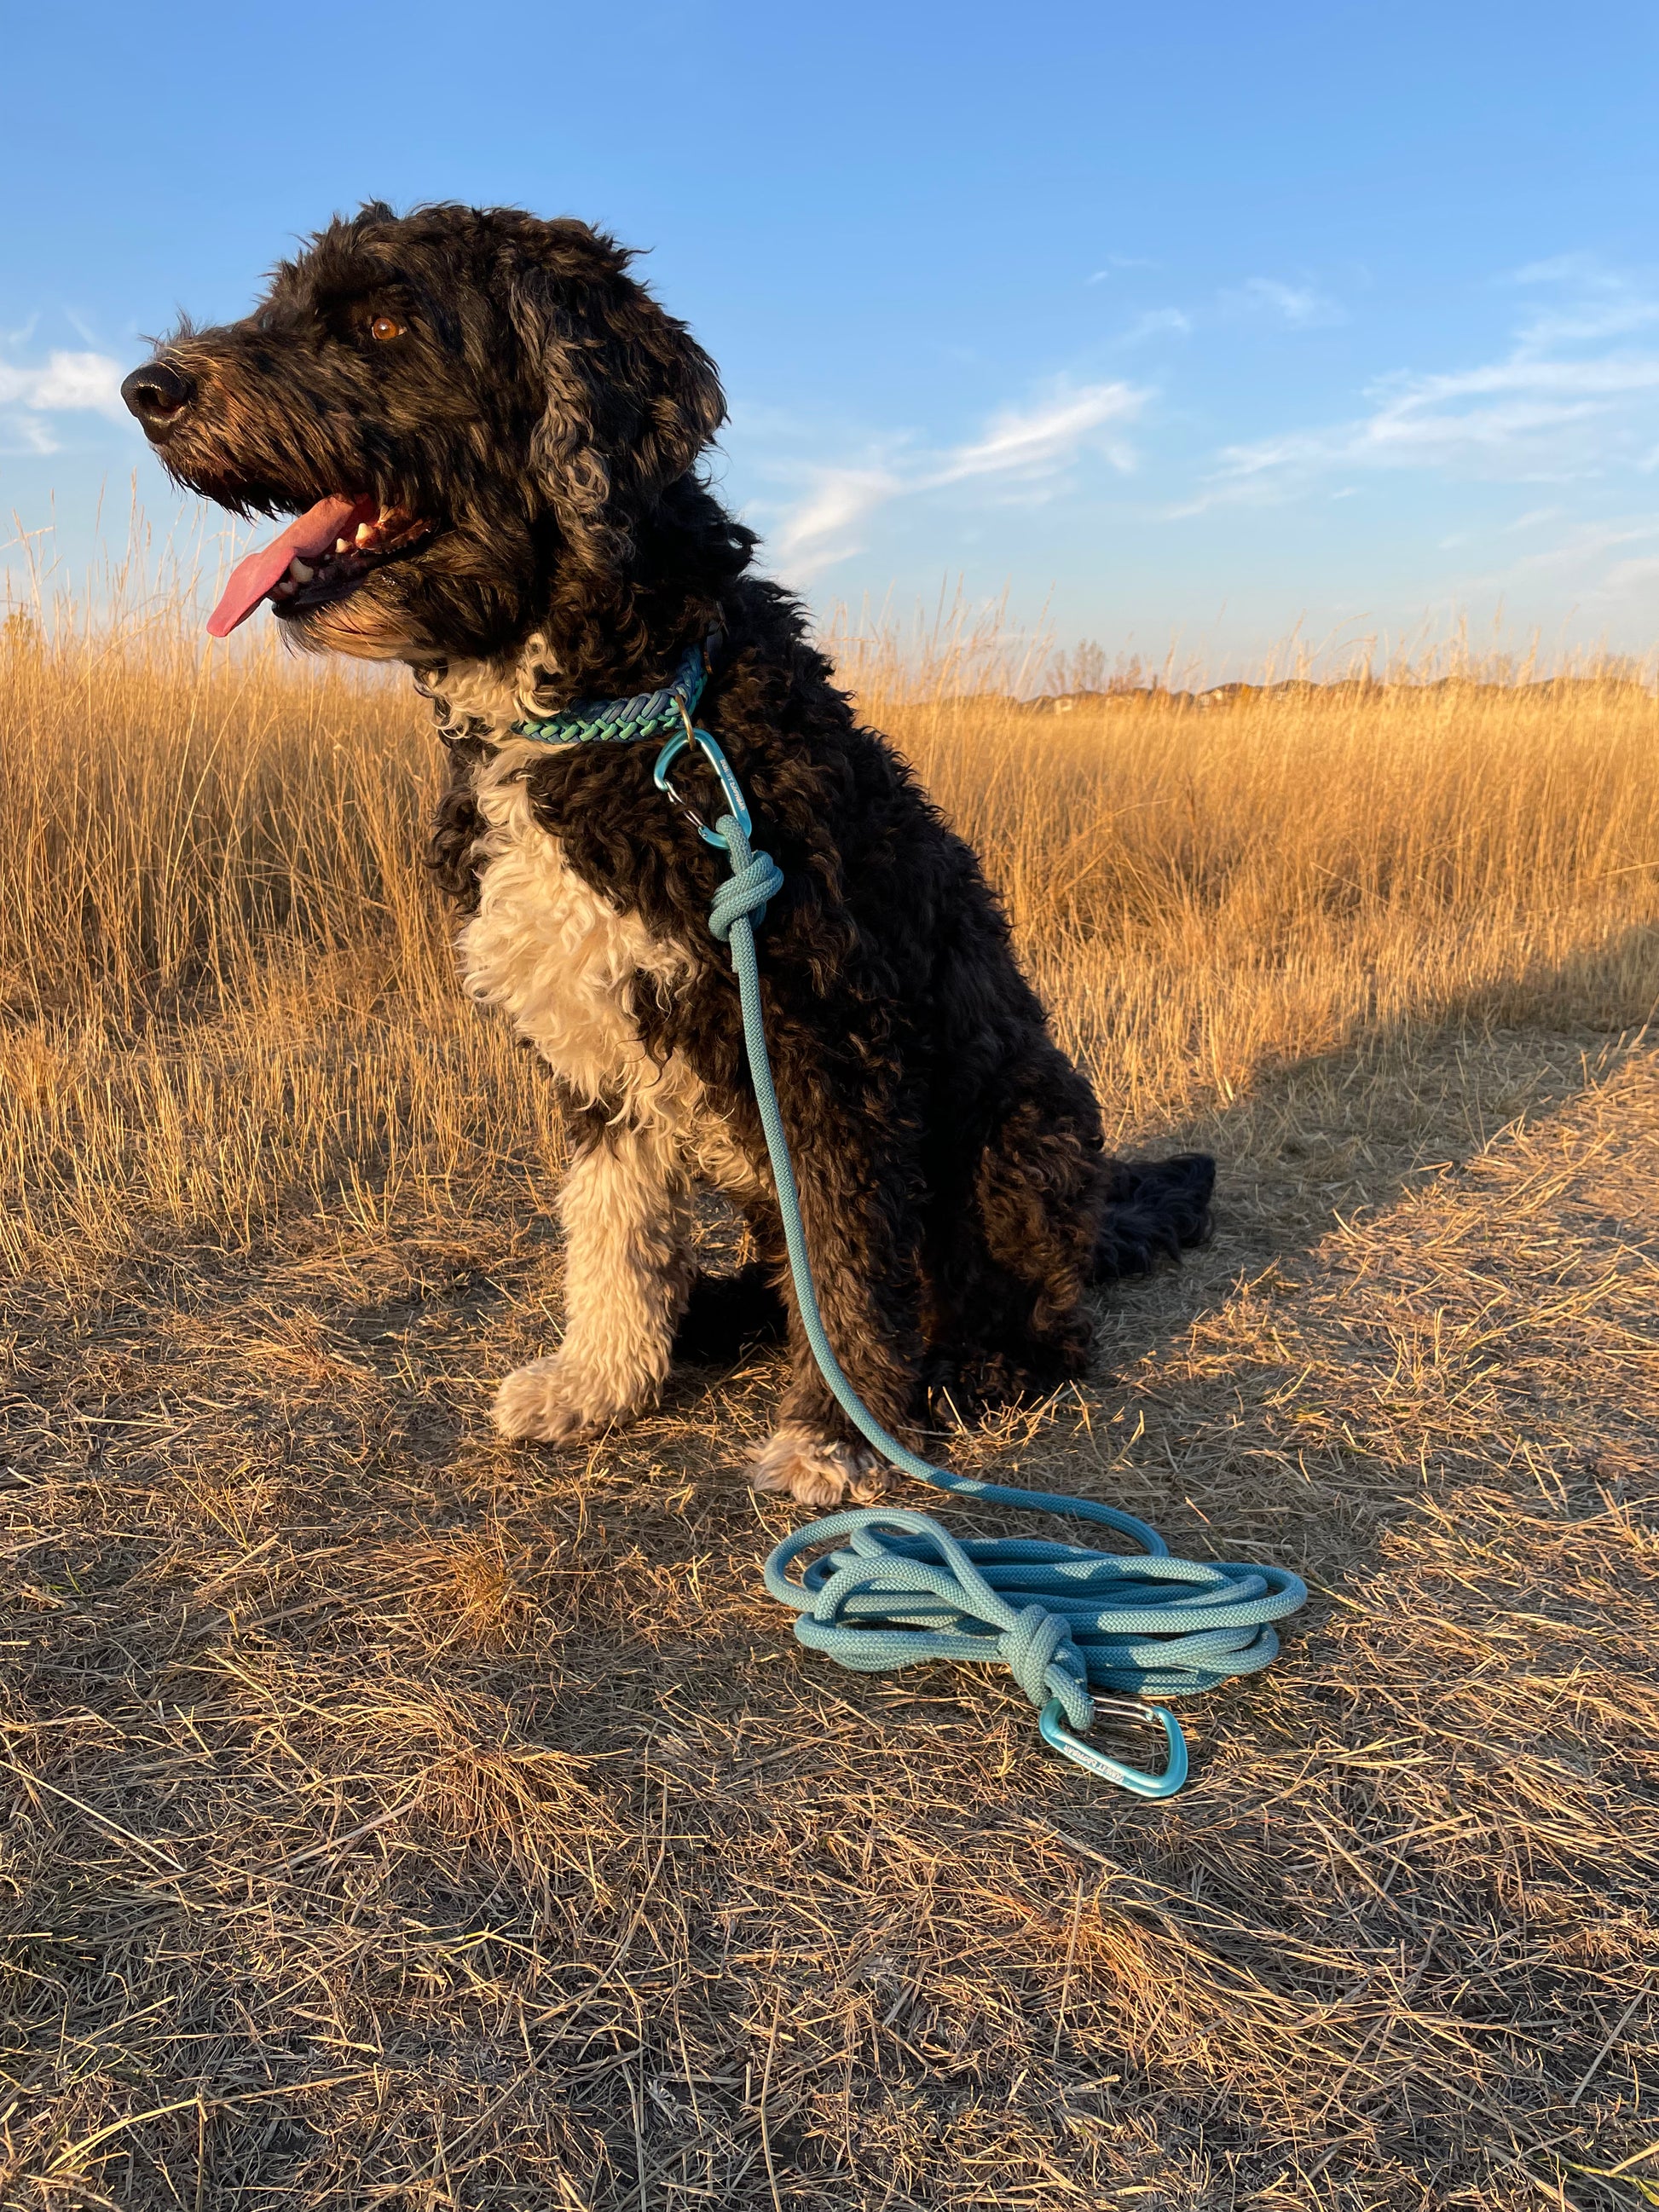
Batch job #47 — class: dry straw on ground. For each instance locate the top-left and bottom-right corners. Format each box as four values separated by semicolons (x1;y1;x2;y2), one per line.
2;584;1656;2208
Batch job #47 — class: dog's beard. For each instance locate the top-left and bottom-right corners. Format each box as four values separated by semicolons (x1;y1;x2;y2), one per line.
280;565;431;661
282;593;420;661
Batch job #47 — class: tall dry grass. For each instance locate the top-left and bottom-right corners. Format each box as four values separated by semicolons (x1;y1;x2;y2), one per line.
4;589;1656;1288
846;626;1659;1135
2;608;554;1283
6;584;1659;2208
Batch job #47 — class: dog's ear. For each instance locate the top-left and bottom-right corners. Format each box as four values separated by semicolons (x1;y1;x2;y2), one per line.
502;217;725;539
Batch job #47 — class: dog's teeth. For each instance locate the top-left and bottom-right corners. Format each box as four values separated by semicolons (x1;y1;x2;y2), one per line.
287;557;314;583
334;538;350;554
355;522;375;546
270;579;297;598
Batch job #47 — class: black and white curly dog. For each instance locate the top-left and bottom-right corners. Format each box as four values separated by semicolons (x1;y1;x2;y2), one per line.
123;202;1213;1507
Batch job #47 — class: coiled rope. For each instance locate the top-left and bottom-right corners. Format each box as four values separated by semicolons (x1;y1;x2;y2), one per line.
661;714;1309;1795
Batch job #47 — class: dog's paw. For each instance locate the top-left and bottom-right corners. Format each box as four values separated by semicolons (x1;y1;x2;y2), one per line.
491;1354;652;1445
749;1423;889;1508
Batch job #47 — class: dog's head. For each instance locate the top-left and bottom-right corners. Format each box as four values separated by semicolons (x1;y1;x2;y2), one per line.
124;203;729;666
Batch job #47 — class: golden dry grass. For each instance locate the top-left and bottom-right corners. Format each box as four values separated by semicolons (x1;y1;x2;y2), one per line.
2;589;1657;2208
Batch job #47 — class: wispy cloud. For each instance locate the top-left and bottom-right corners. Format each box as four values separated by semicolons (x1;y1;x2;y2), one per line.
769;381;1148;575
1224;276;1344;328
1085;253;1156;285
1175;261;1659;516
1508;255;1659;351
769;468;902;571
1447;512;1659;609
1499;517;1659;575
1601;551;1659;595
0;347;126;454
1119;308;1193;346
929;386;1142;485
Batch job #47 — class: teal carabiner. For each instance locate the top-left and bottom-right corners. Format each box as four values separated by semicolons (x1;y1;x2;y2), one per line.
654;707;753;851
1038;1695;1189;1799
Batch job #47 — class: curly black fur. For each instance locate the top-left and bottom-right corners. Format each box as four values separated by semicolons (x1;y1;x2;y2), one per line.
128;201;1213;1458
673;1263;789;1366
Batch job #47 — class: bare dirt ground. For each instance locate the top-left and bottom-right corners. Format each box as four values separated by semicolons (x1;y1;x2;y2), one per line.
4;1018;1655;2209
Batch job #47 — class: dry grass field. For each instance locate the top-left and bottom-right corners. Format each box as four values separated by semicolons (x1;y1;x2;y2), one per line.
3;592;1657;2209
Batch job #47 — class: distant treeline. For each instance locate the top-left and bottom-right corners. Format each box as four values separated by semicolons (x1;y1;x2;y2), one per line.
1019;673;1659;711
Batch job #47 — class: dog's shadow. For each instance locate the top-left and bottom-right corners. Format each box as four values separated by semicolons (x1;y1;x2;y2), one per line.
1082;924;1651;1377
663;925;1652;1476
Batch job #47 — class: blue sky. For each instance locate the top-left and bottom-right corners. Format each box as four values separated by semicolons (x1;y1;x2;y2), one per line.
6;0;1659;673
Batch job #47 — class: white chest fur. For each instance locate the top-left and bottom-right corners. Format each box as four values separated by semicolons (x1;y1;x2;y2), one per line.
423;652;760;1197
457;742;691;1114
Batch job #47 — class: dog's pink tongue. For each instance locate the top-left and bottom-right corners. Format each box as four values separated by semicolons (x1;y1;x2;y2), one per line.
206;494;378;637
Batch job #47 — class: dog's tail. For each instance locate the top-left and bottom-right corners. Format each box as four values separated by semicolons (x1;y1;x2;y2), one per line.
1091;1152;1216;1281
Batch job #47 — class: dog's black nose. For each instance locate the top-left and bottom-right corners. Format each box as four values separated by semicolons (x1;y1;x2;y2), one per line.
121;360;194;432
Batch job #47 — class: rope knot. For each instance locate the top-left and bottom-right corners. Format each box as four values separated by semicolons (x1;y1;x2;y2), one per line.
708;845;785;942
997;1603;1092;1727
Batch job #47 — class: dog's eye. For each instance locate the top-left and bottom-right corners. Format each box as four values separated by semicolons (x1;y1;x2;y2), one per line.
368;315;404;343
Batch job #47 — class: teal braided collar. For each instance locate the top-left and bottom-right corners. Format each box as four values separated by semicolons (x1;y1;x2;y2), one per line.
510;633;715;746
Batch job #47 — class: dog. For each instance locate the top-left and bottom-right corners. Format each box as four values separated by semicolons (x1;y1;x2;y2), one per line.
121;202;1213;1506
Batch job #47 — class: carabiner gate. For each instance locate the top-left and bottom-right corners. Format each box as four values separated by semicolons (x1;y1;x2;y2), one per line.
1038;1694;1189;1799
654;703;753;851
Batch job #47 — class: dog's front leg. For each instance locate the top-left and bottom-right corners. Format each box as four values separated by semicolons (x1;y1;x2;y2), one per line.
749;1114;928;1508
494;1119;691;1443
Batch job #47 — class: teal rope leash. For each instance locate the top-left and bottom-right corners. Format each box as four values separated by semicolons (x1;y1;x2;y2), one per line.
656;714;1308;1798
